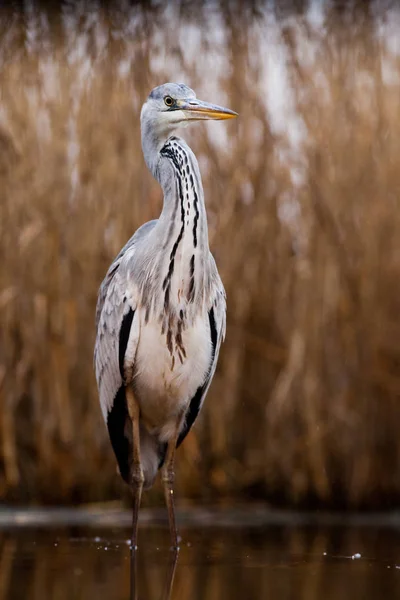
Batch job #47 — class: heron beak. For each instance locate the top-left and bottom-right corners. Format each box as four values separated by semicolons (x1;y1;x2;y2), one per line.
177;98;238;121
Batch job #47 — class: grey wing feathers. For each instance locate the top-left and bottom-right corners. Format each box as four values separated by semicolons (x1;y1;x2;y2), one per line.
94;259;134;422
95;220;157;329
94;220;157;421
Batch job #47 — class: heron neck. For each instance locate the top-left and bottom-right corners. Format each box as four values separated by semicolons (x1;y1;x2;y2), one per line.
159;135;209;247
155;136;210;310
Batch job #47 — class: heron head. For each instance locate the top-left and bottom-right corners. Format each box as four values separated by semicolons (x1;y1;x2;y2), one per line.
141;82;238;138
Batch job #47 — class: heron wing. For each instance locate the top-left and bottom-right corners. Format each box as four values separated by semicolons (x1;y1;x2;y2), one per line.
94;220;157;418
94;247;138;421
176;262;226;448
94;220;157;481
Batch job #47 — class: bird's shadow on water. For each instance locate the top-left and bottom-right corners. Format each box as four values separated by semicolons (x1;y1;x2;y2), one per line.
130;546;179;600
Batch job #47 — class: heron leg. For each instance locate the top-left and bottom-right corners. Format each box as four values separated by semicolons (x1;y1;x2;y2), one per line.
161;414;185;549
126;385;144;549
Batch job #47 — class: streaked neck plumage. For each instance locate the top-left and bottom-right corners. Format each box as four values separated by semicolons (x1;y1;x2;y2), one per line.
141;124;210;318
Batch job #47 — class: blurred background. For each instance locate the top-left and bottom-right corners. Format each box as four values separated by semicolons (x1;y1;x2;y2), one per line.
0;0;399;510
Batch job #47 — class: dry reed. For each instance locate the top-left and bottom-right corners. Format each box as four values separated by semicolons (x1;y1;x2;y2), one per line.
0;1;399;508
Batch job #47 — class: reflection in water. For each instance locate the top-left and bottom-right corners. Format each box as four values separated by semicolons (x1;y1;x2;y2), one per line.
159;549;179;600
1;522;400;599
130;547;178;600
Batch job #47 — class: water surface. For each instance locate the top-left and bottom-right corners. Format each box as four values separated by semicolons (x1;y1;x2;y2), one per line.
1;508;400;599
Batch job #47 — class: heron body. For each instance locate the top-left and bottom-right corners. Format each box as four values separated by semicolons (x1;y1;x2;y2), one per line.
94;83;237;547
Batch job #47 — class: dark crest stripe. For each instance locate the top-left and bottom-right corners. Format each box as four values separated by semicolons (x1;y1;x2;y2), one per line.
188;254;195;301
193;189;199;248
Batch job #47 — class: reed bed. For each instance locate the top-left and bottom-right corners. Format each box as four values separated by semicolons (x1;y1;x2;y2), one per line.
0;1;399;508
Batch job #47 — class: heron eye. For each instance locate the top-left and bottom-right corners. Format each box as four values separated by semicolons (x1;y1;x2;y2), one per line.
164;96;174;107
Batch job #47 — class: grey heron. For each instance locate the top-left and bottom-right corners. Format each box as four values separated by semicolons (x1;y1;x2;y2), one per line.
94;83;237;548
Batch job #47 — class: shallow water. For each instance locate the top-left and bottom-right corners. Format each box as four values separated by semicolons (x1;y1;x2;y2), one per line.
2;509;400;599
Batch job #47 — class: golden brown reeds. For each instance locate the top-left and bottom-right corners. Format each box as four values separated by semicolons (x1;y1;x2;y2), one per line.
0;1;399;507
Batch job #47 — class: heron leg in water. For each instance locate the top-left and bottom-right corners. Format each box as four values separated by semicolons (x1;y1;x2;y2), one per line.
161;413;185;549
130;542;178;600
126;385;144;549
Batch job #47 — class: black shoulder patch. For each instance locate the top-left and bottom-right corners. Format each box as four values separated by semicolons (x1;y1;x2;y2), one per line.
209;306;218;355
176;385;203;448
107;386;130;483
119;308;135;379
176;308;218;448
